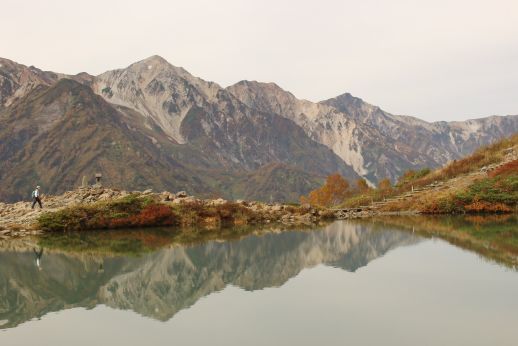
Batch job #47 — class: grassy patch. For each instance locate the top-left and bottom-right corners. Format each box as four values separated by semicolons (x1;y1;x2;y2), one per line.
395;168;431;187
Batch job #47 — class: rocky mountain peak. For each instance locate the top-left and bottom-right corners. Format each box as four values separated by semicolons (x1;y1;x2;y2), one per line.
123;55;218;93
141;54;169;64
92;55;221;143
126;55;183;76
321;92;385;120
322;92;360;108
227;79;331;123
231;80;293;95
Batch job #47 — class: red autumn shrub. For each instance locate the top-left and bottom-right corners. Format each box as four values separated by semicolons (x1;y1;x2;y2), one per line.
93;204;176;229
489;160;518;178
135;204;176;225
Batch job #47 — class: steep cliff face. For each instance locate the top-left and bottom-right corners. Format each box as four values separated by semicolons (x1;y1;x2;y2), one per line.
0;221;419;328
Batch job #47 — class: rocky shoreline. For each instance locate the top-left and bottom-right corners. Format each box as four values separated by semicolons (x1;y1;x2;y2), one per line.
0;187;343;238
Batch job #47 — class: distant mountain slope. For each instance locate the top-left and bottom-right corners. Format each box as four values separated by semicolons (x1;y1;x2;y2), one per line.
323;92;518;160
226;162;325;202
92;56;357;178
0;79;214;201
228;81;518;183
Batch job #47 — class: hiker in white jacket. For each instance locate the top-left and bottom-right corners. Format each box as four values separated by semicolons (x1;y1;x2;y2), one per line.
31;186;43;209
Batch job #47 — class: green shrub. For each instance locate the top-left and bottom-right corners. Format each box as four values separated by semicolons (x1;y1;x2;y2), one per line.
456;175;518;206
396;168;431;187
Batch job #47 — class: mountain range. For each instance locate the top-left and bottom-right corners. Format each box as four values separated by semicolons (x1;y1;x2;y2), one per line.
1;55;517;202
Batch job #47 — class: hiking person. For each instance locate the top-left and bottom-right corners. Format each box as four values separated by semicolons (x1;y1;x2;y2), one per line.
31;186;43;209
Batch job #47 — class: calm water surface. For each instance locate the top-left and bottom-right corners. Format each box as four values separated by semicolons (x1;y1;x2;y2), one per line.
0;218;517;345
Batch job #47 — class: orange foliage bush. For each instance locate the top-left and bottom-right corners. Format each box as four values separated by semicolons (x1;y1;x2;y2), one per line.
300;173;350;207
377;178;393;199
464;201;512;213
356;178;370;193
378;178;392;191
398;170;417;184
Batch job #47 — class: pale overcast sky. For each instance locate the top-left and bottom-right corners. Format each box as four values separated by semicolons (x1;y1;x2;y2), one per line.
1;0;517;121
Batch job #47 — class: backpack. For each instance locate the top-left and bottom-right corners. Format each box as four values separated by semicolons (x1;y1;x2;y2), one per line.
31;190;36;198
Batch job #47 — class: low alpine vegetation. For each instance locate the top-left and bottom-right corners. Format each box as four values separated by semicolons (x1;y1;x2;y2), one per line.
38;194;174;231
37;194;258;232
36;193;325;232
422;160;518;213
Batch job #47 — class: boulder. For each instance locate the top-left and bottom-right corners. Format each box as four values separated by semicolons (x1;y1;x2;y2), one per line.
270;204;283;212
176;191;188;198
250;204;263;211
98;192;112;200
209;198;227;206
185;196;199;203
172;196;197;204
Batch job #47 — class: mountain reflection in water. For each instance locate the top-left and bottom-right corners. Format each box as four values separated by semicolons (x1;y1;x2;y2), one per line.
0;221;419;329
